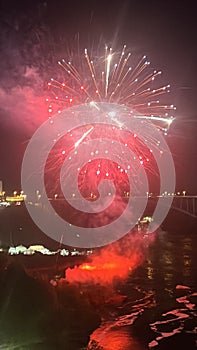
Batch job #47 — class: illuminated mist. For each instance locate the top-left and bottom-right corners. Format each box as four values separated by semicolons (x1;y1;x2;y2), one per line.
63;231;156;287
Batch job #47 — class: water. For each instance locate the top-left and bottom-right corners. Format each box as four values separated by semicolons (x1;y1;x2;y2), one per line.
0;206;197;349
87;228;197;350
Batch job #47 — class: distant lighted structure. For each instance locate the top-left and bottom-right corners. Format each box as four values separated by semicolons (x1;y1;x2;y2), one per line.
0;181;7;206
0;180;2;194
0;183;25;205
5;195;24;203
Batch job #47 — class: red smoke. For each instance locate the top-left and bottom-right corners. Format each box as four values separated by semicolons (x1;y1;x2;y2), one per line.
63;231;155;286
0;67;48;134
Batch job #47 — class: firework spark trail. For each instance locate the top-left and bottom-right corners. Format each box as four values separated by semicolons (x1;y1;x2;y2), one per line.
47;45;176;132
105;51;112;97
74;126;94;149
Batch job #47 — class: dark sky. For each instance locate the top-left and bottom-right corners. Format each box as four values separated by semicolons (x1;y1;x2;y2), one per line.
0;0;197;194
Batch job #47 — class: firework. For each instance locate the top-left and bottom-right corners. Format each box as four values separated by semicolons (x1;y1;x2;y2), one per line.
47;45;175;133
22;44;176;248
44;46;175;201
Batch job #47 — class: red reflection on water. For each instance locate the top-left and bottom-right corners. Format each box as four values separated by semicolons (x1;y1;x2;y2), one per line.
89;326;145;350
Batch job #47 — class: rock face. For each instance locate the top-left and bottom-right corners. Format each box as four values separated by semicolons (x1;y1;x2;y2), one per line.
0;260;100;349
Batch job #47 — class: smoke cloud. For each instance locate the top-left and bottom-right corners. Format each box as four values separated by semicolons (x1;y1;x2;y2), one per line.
62;231;156;286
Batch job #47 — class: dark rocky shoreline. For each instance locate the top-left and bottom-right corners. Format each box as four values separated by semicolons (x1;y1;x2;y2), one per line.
0;254;101;349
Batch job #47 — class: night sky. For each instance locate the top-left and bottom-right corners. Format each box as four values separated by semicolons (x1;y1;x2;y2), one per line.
0;0;197;194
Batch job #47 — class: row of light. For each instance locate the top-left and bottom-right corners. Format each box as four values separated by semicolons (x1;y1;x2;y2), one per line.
0;190;188;199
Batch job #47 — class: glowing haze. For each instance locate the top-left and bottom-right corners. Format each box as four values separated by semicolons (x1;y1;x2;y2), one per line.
64;231;156;286
21;44;176;249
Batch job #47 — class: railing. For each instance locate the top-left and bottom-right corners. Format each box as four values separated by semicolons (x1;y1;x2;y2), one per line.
25;193;197;219
171;195;197;219
148;195;197;219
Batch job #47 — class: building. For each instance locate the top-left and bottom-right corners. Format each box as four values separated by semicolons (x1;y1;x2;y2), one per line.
0;180;6;203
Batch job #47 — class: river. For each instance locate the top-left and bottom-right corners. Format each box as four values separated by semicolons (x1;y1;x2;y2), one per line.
87;226;197;349
0;205;196;349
